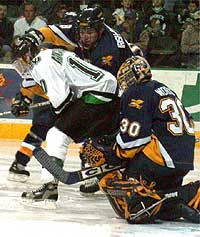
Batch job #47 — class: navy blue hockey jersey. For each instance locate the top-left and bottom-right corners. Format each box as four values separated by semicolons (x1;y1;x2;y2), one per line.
115;80;195;170
79;24;133;77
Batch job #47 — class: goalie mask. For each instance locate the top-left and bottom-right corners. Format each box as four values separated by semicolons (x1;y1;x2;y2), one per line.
117;56;152;92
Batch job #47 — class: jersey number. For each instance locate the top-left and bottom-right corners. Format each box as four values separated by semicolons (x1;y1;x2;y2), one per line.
68;57;104;81
159;98;194;135
120;118;141;137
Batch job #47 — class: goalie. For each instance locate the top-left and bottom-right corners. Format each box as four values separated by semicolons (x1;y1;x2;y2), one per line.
80;56;200;224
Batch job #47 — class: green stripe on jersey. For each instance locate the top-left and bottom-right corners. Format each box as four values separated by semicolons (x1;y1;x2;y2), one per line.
82;93;110;104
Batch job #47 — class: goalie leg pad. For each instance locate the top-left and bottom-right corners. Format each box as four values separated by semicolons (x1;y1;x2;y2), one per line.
179;181;200;210
99;173;163;224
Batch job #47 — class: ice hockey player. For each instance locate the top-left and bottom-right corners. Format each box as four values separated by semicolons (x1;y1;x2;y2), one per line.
77;6;140;194
8;12;79;182
13;42;120;208
77;6;134;77
80;55;200;223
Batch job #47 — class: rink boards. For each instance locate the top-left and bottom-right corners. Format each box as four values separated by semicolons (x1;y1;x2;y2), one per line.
0;64;199;147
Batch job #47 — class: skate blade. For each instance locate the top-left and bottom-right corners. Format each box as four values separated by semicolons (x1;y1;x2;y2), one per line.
7;173;29;183
21;198;57;209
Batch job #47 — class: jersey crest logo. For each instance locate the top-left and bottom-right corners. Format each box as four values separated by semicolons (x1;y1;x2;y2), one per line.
129;99;144;109
0;73;6;87
102;55;113;66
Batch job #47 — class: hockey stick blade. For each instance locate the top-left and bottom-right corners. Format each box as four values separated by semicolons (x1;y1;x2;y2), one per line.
33;147;122;185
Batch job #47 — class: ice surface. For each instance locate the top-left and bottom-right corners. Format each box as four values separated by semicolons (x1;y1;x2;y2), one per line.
0;140;199;237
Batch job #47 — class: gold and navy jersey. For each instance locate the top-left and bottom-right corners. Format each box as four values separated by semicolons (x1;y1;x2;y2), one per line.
39;24;78;51
114;80;195;170
79;24;133;77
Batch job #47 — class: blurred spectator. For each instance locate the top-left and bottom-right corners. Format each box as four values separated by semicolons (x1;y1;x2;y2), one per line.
177;0;199;30
0;3;13;63
133;0;152;14
170;0;186;40
144;0;172;36
48;3;68;24
172;0;200;64
181;9;200;69
0;3;13;48
33;0;60;23
113;0;136;27
0;39;12;63
120;13;136;42
18;0;60;23
112;0;142;42
13;2;47;38
135;15;178;67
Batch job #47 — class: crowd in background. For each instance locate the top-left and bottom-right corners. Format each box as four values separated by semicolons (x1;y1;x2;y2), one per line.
0;0;199;69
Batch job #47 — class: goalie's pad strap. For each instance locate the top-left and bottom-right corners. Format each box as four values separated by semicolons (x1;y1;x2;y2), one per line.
188;187;200;209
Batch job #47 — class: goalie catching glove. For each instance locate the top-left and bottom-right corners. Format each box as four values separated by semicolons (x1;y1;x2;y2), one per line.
11;92;32;117
80;138;106;167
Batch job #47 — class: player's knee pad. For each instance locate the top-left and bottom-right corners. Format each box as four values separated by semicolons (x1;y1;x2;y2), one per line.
46;127;73;161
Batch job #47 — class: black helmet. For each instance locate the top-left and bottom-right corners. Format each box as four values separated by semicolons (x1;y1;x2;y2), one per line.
61;11;77;25
77;7;104;31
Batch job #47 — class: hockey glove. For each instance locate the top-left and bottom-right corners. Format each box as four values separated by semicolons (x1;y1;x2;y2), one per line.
80;138;106;167
11;92;32;117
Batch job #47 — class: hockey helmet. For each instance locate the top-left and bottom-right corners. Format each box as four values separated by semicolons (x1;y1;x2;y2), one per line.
77;7;105;31
117;56;152;92
61;11;78;25
13;29;43;61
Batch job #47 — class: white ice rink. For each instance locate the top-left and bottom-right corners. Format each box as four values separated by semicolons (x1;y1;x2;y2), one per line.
0;140;199;237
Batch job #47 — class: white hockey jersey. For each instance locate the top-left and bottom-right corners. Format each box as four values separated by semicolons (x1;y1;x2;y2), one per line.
28;48;118;112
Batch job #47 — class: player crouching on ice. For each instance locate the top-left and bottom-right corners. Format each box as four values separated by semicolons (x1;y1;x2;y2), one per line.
80;56;200;224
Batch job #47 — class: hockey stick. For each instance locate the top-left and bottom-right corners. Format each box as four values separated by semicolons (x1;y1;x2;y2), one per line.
33;136;200;185
0;101;50;116
33;147;123;185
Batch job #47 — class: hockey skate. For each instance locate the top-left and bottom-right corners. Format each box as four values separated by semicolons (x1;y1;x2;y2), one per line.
8;161;30;182
21;181;58;209
79;177;100;195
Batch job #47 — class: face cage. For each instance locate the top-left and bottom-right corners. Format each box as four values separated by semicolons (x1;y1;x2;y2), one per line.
118;69;137;92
